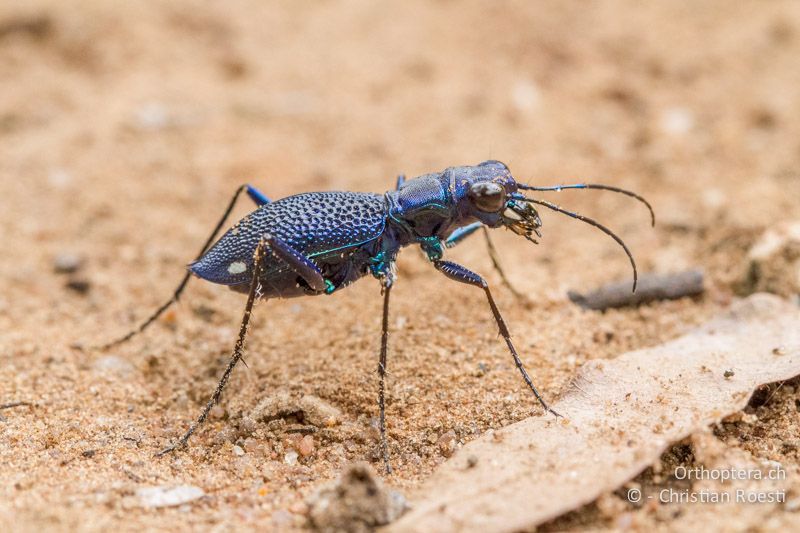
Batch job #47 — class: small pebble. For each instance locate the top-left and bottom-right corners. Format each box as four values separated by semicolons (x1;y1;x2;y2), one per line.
437;430;458;458
284;450;299;465
239;416;257;434
232;445;245;457
92;355;135;377
135;102;171;131
724;369;735;379
659;106;694;135
298;435;315;457
53;253;83;274
209;405;226;420
283;433;302;450
306;463;407;529
243;437;260;454
511;79;540;111
136;485;205;508
213;427;237;445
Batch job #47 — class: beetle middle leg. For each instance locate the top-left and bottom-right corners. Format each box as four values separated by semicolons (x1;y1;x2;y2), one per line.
157;233;327;456
377;275;393;474
432;260;560;417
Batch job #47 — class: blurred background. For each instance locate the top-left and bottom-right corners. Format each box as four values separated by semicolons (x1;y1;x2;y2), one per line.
2;0;798;292
1;0;799;530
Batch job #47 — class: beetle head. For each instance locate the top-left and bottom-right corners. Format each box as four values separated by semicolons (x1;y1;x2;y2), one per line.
455;160;542;243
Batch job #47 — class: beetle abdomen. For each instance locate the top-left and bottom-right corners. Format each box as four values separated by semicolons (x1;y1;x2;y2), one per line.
190;191;388;286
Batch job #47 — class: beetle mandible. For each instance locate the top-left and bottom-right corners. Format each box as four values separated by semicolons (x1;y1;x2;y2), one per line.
100;160;654;472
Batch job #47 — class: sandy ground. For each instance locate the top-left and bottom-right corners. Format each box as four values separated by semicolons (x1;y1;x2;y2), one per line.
1;0;799;531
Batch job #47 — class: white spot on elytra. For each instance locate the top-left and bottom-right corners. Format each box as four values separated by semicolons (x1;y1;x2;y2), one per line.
228;261;247;275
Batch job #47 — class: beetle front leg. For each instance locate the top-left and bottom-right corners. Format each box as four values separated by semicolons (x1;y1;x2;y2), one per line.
444;223;525;300
432;260;559;417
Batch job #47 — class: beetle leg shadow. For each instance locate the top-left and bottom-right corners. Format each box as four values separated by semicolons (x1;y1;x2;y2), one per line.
480;226;528;301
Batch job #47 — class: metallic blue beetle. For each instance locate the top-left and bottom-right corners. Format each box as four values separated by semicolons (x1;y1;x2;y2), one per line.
103;160;653;471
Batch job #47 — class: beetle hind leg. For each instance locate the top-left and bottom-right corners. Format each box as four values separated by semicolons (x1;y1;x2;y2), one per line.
95;184;256;350
156;235;271;456
156;234;330;455
245;184;271;206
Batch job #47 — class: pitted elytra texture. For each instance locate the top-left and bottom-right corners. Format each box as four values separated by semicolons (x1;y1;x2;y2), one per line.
191;192;387;286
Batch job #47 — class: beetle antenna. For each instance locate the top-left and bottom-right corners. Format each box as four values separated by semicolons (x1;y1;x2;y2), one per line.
518;183;655;227
521;197;639;292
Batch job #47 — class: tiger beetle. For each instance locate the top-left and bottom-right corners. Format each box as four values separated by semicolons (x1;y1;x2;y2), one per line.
99;160;654;472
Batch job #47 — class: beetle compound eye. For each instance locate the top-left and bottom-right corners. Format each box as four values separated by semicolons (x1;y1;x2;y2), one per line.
468;182;506;212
